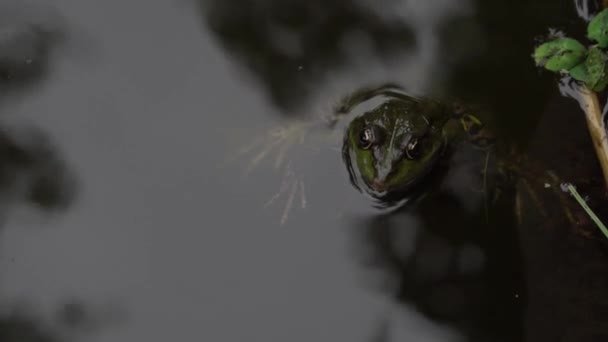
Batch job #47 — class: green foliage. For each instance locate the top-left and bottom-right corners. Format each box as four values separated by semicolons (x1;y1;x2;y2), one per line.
533;38;586;71
569;47;608;91
533;8;608;92
588;9;608;48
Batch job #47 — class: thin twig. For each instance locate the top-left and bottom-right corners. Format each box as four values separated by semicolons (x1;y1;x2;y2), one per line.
566;183;608;239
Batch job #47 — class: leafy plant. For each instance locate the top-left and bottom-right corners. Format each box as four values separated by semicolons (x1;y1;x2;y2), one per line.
534;8;608;238
534;9;608;91
533;37;586;71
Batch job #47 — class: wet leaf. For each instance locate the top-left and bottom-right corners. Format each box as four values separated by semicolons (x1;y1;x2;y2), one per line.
579;46;608;91
569;63;590;83
588;8;608;48
533;37;586;72
586;47;608;91
568;47;608;92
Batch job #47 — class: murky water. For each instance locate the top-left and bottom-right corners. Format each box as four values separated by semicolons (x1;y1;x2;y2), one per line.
0;0;607;341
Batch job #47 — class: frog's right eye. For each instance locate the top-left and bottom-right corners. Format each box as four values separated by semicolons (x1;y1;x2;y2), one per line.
359;126;381;150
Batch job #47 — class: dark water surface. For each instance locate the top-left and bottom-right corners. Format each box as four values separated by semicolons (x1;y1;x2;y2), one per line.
0;0;607;341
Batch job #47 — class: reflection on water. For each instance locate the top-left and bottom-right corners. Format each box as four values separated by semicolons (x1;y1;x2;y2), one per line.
1;0;608;341
0;310;59;342
214;0;608;340
0;125;76;212
0;3;66;102
198;0;417;111
0;300;115;342
0;4;115;342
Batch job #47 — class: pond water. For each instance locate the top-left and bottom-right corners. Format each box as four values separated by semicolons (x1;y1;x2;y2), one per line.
0;0;607;341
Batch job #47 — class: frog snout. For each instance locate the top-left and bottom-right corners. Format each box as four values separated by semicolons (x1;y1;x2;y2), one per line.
370;178;387;192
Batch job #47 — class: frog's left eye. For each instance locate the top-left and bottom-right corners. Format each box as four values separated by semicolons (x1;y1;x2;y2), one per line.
404;137;421;159
359;126;381;150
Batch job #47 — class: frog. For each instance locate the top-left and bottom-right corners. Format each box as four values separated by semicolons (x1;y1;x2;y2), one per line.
340;84;485;206
236;83;575;223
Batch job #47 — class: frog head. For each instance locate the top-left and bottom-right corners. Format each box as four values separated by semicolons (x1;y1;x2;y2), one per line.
342;93;450;202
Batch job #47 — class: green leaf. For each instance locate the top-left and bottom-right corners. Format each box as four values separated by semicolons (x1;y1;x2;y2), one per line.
533;38;587;72
588;9;608;48
586;47;608;91
568;46;608;92
569;64;590;83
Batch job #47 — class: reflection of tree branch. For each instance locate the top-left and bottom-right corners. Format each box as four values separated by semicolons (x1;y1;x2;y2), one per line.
0;9;82;342
0;311;60;342
199;0;415;111
0;126;77;213
0;8;76;216
352;187;525;342
0;23;63;96
0;299;123;342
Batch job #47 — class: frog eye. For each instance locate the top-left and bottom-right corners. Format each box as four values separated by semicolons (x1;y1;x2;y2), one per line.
405;137;421;159
358;126;378;150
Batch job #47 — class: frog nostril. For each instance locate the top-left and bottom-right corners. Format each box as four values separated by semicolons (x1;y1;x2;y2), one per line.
370;179;387;192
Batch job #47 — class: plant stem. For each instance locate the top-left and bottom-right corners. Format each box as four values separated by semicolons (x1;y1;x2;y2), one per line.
566;183;608;239
578;86;608;188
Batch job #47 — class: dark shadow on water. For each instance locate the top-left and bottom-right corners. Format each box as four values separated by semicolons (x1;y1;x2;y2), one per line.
0;6;123;342
0;126;76;213
514;87;608;341
0;310;61;342
0;5;67;104
0;299;125;342
437;0;582;146
0;25;62;94
0;6;76;223
198;0;416;112
352;189;525;341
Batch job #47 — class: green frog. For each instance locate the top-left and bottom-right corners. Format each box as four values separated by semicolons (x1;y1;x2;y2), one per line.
239;83;576;224
337;84;564;218
339;84;492;205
